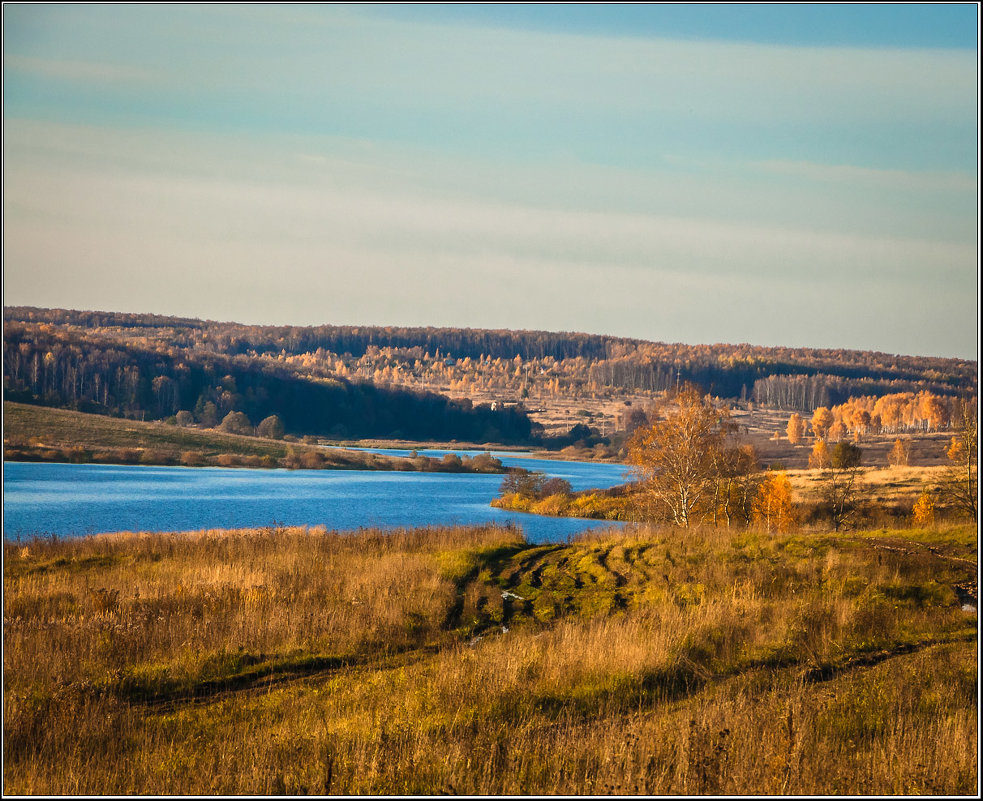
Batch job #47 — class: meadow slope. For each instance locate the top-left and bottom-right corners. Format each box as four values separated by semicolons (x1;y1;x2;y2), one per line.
3;522;977;795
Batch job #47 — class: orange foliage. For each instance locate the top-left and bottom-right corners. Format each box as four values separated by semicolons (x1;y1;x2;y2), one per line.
888;438;910;468
786;413;805;445
811;407;833;440
912;492;936;526
752;472;798;533
808;439;831;469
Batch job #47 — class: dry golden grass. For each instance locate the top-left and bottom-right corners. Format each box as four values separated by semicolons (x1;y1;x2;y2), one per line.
785;464;951;505
3;522;977;795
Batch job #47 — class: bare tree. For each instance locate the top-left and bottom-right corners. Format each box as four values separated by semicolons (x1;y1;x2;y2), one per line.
938;407;977;521
817;441;866;531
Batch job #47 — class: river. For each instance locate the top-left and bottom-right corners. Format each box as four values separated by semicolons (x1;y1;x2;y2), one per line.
2;452;631;544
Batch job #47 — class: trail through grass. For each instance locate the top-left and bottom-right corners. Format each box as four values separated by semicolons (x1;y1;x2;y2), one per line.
3;522;976;794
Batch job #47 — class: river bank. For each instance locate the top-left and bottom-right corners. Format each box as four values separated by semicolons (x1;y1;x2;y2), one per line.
2;401;508;474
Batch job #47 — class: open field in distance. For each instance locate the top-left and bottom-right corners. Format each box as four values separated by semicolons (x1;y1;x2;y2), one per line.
735;408;954;469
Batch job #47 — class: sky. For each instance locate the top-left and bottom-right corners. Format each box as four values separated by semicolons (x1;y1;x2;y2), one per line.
2;3;979;359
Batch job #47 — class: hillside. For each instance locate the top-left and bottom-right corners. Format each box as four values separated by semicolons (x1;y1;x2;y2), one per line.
6;306;976;406
3;523;976;794
4;307;975;452
3;316;533;444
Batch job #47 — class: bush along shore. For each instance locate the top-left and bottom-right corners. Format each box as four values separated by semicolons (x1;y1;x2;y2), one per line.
492;470;634;520
2;522;976;795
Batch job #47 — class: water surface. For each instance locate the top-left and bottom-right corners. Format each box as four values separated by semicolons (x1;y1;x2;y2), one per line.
3;456;630;544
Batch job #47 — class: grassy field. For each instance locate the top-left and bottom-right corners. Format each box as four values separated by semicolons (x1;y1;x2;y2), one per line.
785;464;951;506
2;402;505;473
3;522;976;795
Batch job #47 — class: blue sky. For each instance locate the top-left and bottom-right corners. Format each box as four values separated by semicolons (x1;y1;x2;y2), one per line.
3;3;979;359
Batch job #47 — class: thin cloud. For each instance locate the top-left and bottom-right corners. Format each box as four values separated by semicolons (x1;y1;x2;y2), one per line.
2;7;977;359
754;160;978;194
3;54;154;85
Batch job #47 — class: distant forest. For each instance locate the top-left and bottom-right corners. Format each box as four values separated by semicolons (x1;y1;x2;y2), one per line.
3;306;976;440
3;317;532;443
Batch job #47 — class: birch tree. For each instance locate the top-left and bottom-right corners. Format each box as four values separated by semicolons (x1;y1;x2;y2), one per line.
627;385;734;528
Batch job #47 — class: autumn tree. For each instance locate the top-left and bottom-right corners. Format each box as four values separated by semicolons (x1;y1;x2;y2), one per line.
627;385;734;527
256;414;285;440
752;472;798;533
196;400;219;427
715;443;761;527
918;391;948;431
816;441;866;531
938;407;977;521
887;438;910;468
219;411;253;436
912;491;935;526
849;408;871;442
811;406;834;441
808;439;831;469
827;420;847;442
786;413;805;445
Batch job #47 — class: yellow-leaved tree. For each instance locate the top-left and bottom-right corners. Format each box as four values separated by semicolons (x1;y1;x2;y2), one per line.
811;407;834;441
786;413;805;445
912;491;935;526
888;438;910;468
752;472;798;533
627;385;734;528
939;406;978;521
808;439;831;469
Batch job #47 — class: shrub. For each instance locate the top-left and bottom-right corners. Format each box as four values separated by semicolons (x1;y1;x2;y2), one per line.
531;494;570;516
469;453;503;473
440;453;464;471
256;415;285;440
299;451;324;469
219;412;253;436
541;477;573;497
139;448;168;465
180;451;204;467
